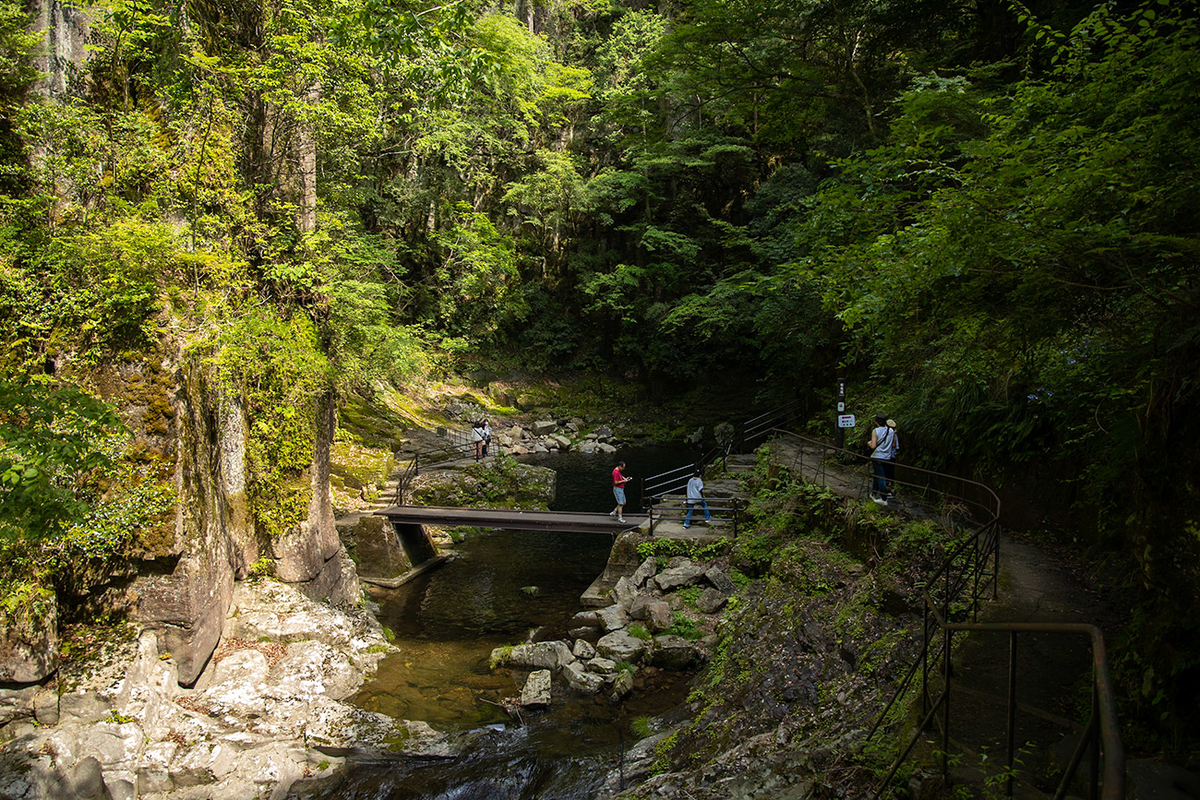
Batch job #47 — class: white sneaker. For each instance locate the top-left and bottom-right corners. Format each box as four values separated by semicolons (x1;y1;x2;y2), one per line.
618;517;626;523
872;495;888;506
609;510;617;517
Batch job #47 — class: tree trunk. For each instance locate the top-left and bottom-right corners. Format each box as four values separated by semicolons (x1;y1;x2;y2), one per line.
297;82;320;234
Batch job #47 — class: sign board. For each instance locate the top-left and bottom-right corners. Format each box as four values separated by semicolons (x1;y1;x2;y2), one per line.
837;414;856;429
837;402;844;412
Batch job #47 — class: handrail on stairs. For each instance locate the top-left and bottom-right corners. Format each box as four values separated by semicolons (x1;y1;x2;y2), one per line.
764;429;1122;799
391;427;505;505
640;399;806;505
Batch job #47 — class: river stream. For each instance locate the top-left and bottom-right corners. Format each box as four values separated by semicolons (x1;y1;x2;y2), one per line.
308;446;698;799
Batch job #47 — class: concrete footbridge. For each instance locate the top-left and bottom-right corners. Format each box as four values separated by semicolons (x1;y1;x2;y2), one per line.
375;505;647;535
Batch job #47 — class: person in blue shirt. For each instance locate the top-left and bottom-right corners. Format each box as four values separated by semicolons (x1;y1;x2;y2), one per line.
868;415;899;504
683;470;713;528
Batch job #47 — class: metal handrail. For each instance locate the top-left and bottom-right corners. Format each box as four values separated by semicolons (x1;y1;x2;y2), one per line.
645;493;745;538
392;455;419;505
390;429;505;505
642;463;698;501
765;430;1121;799
768;429;1001;524
639;400;805;507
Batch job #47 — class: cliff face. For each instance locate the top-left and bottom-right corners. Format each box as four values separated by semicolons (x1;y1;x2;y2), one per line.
99;342;360;686
30;0;90;97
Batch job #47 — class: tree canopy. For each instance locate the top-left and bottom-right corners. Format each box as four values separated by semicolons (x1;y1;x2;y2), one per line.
0;0;1198;751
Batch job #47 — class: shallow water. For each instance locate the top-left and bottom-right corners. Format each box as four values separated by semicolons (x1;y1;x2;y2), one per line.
314;445;699;799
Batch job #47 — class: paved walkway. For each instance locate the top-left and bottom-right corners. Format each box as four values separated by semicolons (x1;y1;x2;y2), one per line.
762;434;1132;797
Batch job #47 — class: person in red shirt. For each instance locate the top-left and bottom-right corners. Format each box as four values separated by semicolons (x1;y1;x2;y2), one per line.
610;461;631;523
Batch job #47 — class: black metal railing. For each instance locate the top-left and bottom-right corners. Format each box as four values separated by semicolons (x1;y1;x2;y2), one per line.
390;429;505;505
644;493;746;538
882;615;1125;800
640;399;806;505
766;430;1122;799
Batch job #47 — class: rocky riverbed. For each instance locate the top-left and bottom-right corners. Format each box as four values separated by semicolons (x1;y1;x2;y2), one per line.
0;579;461;800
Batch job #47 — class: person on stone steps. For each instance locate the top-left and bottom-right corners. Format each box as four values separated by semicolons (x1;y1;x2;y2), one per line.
481;419;492;457
868;414;899;504
610;461;631;523
472;419;486;461
683;469;713;528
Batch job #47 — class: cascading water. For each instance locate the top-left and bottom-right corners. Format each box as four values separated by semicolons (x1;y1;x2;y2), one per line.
304;446;699;799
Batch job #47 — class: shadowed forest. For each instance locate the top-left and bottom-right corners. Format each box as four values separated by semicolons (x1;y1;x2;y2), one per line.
1;0;1198;763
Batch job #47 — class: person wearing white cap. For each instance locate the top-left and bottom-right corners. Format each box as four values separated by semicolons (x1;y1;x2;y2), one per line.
868;414;899;504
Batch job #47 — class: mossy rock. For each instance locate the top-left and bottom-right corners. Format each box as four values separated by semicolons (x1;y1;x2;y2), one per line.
408;457;556;509
338;393;411;451
331;440;395;490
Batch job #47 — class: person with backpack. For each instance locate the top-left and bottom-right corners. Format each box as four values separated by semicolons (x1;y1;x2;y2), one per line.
869;415;899;504
471;420;486;461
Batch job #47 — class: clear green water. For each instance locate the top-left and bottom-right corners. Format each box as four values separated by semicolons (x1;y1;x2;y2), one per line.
314;446;698;799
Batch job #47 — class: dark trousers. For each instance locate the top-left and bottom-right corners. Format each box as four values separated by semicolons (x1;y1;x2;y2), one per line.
872;459;895;495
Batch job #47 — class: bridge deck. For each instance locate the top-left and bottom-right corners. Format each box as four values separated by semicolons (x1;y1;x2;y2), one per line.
375;505;647;534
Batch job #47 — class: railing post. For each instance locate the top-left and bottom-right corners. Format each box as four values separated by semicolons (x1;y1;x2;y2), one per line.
942;627;952;778
1007;631;1017;799
993;526;1001;600
922;602;931;715
1090;680;1100;800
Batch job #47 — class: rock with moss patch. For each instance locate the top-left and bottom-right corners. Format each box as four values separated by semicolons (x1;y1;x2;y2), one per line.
409;460;556;508
0;586;59;684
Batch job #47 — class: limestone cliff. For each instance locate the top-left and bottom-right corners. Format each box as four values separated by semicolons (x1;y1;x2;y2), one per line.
98;342;361;686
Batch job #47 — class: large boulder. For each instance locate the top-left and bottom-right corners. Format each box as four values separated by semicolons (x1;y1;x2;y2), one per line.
655;563;706;592
631;557;658;589
695;588;728;614
408;459;556;509
491;641;574;671
596;630;648;664
597;605;629;632
630;596;673;632
611;577;638;612
704;566;737;594
562;662;605;694
131;371;359;685
651;635;701;670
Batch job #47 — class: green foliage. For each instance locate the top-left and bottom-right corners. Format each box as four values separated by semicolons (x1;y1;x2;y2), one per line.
0;379;123;544
650;730;678;776
48;462;176;598
664;612;704;641
489;644;514;669
635;536;729;563
675;585;703;609
0;579;54;624
204;308;331;539
630;715;653;739
627;622;651;642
